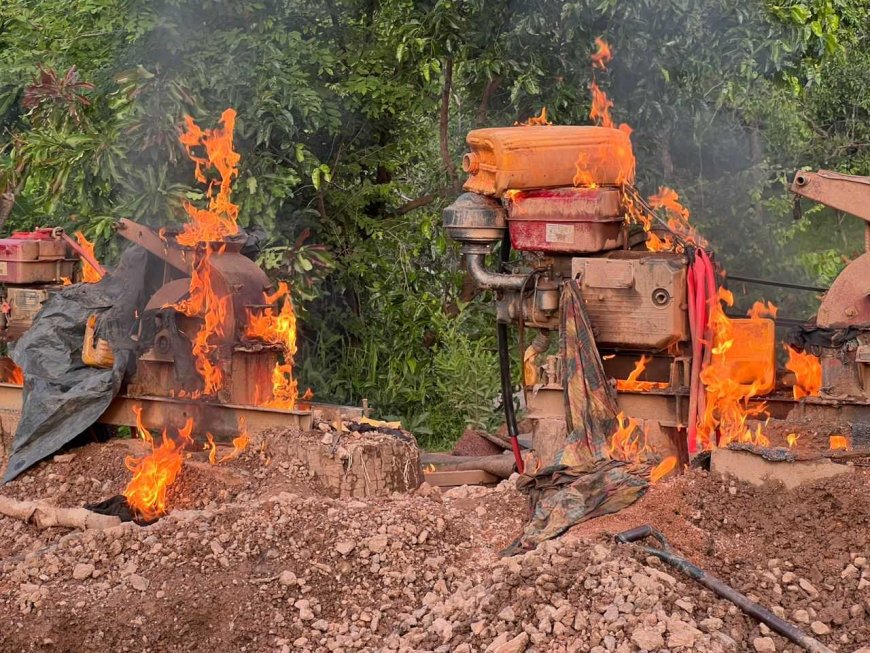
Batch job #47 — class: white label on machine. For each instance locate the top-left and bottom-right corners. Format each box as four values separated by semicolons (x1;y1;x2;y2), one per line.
545;223;574;244
0;261;7;276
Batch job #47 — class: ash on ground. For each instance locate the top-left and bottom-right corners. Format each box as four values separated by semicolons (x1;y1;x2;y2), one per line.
0;427;868;653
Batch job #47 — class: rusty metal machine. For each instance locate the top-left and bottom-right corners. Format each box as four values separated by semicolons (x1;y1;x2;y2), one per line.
790;170;870;404
443;126;692;465
0;227;91;339
443;125;870;465
114;218;281;407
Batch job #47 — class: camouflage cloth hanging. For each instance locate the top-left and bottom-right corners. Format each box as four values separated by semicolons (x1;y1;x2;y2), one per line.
504;281;648;555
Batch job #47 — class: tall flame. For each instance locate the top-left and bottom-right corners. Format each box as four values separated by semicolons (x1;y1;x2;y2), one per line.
172;245;231;396
785;346;822;399
246;281;299;409
697;288;774;449
75;231;104;283
123;407;194;520
573;39;635;188
176;108;240;247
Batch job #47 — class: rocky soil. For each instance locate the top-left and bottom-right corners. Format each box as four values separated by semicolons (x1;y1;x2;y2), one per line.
0;428;868;653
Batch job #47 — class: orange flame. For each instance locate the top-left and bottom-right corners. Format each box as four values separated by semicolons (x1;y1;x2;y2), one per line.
650;456;677;483
74;232;103;283
615;355;668;392
698;288;775;449
591;37;613;70
589;80;615;130
171;245;230;396
608;412;650;463
60;276;72;286
517;107;551;126
123;407;194;520
246;281;299;409
176;109;240;247
573;37;635;189
786;432;799;448
829;435;849;451
785;346;822;400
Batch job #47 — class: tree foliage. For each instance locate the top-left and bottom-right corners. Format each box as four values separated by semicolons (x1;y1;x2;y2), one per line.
1;0;868;445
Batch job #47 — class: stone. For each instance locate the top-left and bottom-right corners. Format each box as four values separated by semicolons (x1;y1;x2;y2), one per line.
602;605;619;623
753;637;776;652
498;606;516;622
279;570;297;586
488;632;529;653
810;621;831;635
72;564;94;580
129;574;149;592
667;620;701;647
842;564;860;580
335;541;355;556
849;604;865;618
630;626;664;650
699;617;724;632
367;535;389;554
799;578;819;597
792;609;810;624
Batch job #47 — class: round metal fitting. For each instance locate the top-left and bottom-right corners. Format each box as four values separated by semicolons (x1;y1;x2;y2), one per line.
651;288;671;306
442;192;507;245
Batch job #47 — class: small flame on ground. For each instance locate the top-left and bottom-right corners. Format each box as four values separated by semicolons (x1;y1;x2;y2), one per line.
122;407;194;521
423;464;436;473
75;232;103;283
650;456;677;483
829;435;849;451
615;355;668;392
786;432;799;448
60;276;72;286
785;346;822;400
203;423;249;466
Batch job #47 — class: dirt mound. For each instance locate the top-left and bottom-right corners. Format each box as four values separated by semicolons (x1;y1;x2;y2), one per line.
0;428;867;653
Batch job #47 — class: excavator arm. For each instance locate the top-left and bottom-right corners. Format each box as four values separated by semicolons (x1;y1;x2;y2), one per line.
790;170;870;327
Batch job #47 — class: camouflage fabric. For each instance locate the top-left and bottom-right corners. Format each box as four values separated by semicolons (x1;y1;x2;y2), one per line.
504;281;648;555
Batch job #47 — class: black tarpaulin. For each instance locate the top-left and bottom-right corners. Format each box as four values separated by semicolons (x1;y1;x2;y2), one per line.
2;247;159;482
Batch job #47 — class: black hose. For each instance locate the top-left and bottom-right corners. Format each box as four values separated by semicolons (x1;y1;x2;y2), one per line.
498;231;524;473
615;525;835;653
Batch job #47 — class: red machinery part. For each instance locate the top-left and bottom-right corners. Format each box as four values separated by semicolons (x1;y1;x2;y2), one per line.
505;187;624;254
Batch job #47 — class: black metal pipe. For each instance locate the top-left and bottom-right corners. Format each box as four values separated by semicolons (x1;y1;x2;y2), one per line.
725;274;828;293
498;231;524;473
615;526;835;653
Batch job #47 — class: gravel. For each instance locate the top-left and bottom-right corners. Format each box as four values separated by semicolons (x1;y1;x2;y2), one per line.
0;428;868;653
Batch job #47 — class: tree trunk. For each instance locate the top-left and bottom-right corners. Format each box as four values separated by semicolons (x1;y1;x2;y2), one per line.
440;57;458;184
476;76;502;126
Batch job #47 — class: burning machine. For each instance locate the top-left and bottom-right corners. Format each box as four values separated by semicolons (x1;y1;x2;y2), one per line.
443;125;697;465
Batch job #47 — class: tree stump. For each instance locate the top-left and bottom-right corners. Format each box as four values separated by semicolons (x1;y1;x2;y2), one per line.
289;430;423;498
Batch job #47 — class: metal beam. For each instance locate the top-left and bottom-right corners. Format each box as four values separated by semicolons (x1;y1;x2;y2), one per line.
0;384;326;441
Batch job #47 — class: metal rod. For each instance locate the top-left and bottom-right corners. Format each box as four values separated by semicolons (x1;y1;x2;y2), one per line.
615;525;836;653
725;274;828;293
